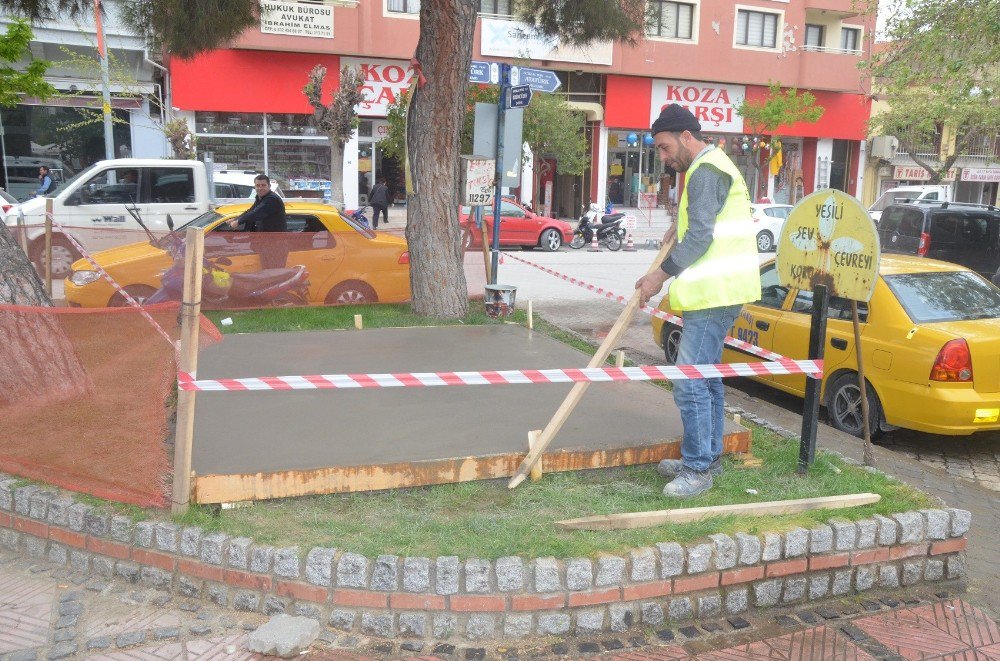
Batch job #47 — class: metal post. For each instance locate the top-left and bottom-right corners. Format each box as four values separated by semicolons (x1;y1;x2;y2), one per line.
490;64;509;285
853;300;875;466
94;0;115;160
0;113;10;200
798;284;829;474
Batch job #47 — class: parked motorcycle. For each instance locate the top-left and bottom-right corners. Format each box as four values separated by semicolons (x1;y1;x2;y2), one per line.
145;231;311;307
569;202;627;251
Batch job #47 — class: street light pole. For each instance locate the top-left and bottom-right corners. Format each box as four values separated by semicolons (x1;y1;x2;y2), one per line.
94;0;115;160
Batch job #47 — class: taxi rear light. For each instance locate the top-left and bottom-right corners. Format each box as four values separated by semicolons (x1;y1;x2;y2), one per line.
398;251;410;264
930;338;973;382
917;231;931;256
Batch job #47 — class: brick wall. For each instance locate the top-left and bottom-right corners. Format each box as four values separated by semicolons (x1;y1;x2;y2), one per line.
0;477;970;641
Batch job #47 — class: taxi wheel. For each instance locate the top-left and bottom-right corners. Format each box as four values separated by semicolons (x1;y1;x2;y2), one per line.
108;285;157;307
326;281;377;306
661;323;682;365
826;372;883;440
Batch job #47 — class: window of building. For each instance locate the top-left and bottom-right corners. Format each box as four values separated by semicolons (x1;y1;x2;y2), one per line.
735;9;779;49
804;24;824;50
479;0;511;15
387;0;419;14
647;1;696;40
840;27;860;52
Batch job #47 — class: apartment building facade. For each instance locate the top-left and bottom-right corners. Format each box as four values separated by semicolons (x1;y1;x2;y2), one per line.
166;0;873;215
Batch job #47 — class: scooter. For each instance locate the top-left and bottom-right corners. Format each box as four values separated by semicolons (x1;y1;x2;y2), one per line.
569;202;627;251
145;230;311;307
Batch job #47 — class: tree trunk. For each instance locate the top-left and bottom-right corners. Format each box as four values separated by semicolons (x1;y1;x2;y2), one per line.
405;0;476;318
330;138;346;211
0;222;93;407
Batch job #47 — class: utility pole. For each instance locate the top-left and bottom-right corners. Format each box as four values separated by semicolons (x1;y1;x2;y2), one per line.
94;0;115;160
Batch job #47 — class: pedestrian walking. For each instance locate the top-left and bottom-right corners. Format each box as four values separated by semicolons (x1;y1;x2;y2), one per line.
634;104;761;497
369;176;390;229
33;166;55;197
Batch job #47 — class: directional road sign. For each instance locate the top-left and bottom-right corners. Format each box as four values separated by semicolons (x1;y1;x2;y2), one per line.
517;67;561;93
507;85;532;109
469;60;500;85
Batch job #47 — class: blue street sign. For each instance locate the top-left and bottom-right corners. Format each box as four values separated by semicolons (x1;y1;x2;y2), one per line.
469;60;500;85
517;67;561;93
507;85;532;109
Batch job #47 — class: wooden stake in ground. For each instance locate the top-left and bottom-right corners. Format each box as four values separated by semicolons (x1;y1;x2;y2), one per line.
527;299;533;330
172;227;205;515
44;199;53;298
557;493;881;530
852;300;875;467
508;231;676;488
527;429;542;481
354;314;363;330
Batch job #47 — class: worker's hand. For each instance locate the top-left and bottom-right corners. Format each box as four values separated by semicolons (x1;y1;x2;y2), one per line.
227;218;240;229
635;269;669;308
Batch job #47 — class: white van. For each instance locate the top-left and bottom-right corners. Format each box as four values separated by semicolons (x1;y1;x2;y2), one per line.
212;170;282;201
869;185;951;222
3;158;211;277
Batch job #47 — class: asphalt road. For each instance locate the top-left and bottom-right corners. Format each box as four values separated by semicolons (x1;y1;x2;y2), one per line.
496;246;1000;494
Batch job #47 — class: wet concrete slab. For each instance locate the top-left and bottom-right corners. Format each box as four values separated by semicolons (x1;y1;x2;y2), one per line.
190;324;746;498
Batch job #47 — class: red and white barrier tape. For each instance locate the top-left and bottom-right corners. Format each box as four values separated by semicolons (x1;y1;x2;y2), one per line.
46;213;175;346
178;359;822;392
503;252;790;363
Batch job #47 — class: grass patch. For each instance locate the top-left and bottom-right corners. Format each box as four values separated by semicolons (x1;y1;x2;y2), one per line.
165;427;932;559
203;304;527;334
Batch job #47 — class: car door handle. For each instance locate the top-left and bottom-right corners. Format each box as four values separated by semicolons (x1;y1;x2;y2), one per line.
755;320;770;331
831;338;848;350
184;206;198;210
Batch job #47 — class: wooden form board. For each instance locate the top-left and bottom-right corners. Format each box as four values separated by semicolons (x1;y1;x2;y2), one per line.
556;492;882;530
193;429;751;504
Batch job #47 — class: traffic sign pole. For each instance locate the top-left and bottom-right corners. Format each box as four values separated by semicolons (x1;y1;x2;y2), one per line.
490;64;509;284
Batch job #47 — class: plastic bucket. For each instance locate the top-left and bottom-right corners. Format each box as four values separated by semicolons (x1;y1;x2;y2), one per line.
484;284;517;319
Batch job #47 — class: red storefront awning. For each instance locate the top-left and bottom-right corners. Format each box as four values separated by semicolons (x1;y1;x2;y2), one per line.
604;75;652;129
170;50;341;114
742;86;871;141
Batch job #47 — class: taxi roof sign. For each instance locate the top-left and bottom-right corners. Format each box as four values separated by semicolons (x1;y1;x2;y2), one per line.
776;189;880;302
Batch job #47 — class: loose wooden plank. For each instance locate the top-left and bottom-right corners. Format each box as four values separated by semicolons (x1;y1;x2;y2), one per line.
556;493;882;530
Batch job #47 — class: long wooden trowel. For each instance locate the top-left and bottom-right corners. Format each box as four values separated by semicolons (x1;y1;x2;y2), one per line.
508;228;677;488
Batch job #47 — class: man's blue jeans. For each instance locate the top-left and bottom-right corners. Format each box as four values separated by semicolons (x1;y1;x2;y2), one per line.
673;304;742;472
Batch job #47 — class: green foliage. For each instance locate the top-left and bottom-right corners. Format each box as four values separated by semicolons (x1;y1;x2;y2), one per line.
0;0;87;20
735;82;825;138
118;0;257;59
382;86;588;176
164;118;197;159
0;20;56;108
515;0;649;47
863;0;1000;182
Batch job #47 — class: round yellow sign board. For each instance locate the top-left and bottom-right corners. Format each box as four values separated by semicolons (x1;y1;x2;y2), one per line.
776;189;880;302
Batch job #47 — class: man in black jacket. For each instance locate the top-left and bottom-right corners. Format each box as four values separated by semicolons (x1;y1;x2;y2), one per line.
228;174;287;268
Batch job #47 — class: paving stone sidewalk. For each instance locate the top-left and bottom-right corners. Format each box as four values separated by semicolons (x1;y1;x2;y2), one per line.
1;544;996;660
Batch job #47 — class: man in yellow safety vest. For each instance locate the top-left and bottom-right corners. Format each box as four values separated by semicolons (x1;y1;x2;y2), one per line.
635;103;761;497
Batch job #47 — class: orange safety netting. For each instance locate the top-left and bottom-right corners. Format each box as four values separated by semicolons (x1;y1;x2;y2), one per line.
0;303;221;508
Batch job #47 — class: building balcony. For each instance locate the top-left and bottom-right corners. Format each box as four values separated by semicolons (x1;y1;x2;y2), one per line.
803;0;861;18
797;48;865;92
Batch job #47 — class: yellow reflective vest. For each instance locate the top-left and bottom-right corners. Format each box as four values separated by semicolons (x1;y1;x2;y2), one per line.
670;147;762;311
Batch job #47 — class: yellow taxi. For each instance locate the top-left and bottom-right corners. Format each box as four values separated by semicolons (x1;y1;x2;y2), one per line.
64;202;411;307
652;254;1000;437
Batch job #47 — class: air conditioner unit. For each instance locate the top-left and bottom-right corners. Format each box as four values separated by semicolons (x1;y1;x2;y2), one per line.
870;136;899;159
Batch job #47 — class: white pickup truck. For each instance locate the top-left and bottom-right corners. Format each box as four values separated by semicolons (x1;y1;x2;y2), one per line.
3;158;213;277
869;184;951;222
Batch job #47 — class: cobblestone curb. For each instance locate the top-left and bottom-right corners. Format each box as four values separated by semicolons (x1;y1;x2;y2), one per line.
0;473;970;641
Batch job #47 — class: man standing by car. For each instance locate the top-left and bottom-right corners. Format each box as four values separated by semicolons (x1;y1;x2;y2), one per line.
635;104;761;497
33;166;55;197
228;174;287;269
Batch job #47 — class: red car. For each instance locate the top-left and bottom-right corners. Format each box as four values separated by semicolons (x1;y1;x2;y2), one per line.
459;199;573;251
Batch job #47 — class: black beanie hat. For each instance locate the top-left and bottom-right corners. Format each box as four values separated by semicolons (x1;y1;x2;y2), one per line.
651;103;701;135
